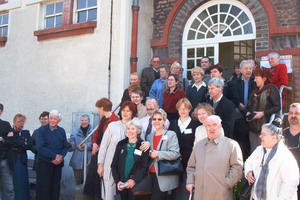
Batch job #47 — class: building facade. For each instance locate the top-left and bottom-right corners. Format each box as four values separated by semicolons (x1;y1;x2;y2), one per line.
0;0;299;132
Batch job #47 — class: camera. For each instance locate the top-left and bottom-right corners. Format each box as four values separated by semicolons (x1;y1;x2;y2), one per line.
246;112;256;121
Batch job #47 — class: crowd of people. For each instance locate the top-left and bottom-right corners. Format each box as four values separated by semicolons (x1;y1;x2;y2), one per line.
0;52;299;200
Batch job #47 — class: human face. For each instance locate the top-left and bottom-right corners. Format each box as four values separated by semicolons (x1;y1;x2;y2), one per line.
178;104;190;119
80;117;89;129
268;55;280;67
193;72;203;84
205;118;221;140
130;92;142;105
240;63;253;80
167;76;178;89
254;75;266;89
260;127;278;149
145;100;159;116
121;106;133;121
208;84;222;101
210;68;222;78
14;117;25;130
288;107;300;126
49;114;61;128
39;116;49;126
171;66;181;75
201;58;211;71
160;68;168;79
152;113;165;130
151;57;161;70
126;124;139;141
130;75;140;85
197;108;209;124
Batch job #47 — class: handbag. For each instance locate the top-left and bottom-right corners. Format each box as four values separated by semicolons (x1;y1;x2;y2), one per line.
157;131;183;176
131;175;152;196
239;181;253;200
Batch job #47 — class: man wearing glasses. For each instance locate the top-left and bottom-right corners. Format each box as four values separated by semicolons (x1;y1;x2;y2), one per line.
283;102;300;199
141;56;161;96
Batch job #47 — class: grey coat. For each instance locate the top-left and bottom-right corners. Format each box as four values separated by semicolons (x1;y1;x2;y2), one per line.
146;130;180;192
69;125;93;169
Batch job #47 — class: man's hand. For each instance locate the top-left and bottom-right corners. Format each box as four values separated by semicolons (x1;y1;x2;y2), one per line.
186;184;194;194
92;143;99;155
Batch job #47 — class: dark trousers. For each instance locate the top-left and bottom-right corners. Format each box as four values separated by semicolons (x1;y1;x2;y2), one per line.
36;159;62;200
149;173;167;200
12;154;30;200
171;172;189;200
233;118;251;160
119;188;149;200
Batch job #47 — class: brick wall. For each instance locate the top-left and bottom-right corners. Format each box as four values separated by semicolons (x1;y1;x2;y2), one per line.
272;0;300;27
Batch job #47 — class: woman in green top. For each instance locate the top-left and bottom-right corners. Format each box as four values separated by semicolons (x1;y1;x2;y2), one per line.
111;119;150;200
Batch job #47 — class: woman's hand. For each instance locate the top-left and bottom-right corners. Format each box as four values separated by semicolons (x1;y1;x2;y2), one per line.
253;111;264;120
126;179;136;188
246;171;255;184
117;181;124;191
186;184;194;194
139;141;150;152
97;163;104;177
150;150;159;159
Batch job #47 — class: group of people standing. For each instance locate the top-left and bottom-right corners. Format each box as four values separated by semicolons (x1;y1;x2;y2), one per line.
0;51;299;200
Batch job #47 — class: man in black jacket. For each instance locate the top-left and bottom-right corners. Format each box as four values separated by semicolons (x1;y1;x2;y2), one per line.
208;78;235;138
0;103;14;200
226;60;257;159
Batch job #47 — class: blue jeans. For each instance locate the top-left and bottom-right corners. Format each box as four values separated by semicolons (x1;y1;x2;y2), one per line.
0;159;14;200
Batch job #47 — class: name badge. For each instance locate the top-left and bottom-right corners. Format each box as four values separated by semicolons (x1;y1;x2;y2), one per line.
184;128;192;134
162;135;168;140
134;149;142;156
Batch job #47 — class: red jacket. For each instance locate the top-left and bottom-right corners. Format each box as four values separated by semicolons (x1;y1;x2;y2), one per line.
271;63;288;90
163;87;186;113
92;113;119;144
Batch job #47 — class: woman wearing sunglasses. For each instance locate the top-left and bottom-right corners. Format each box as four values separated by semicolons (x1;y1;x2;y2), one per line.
146;109;180;200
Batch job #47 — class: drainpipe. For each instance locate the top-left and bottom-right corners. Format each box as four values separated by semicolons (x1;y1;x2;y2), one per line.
108;0;114;99
130;0;140;72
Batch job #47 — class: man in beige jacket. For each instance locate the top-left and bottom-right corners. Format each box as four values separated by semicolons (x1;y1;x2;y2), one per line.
186;115;243;200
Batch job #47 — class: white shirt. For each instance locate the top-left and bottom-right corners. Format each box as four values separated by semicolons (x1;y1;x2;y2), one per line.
178;117;191;133
192;82;206;91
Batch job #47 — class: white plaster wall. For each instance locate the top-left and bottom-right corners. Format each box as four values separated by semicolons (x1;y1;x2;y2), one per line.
0;0;141;133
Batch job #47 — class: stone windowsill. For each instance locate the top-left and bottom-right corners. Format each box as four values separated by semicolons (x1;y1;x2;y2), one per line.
34;21;97;41
0;37;7;47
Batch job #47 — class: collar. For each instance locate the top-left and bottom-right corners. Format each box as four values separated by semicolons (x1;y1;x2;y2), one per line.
49;124;58;131
152;67;159;72
178;117;191;128
214;94;223;103
205;133;224;145
192;82;206;90
169;87;180;94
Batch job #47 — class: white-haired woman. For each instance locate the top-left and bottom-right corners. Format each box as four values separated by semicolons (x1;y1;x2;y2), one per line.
245;119;299;200
111;120;150;200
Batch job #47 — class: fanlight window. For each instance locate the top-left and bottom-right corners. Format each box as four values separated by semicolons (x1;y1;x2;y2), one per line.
187;3;253;40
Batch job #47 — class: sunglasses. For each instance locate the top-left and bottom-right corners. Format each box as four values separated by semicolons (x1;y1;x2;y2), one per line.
152;118;163;121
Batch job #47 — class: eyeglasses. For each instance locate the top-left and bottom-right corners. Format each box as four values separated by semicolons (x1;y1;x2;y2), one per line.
205;124;219;129
152;118;163;121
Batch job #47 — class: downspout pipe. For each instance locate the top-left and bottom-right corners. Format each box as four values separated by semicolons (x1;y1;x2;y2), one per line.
130;0;140;73
108;0;113;99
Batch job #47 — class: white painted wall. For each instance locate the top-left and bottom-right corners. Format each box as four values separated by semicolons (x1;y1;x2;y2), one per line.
0;0;153;133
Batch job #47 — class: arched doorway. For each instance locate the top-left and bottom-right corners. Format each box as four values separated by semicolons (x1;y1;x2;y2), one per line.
182;0;256;79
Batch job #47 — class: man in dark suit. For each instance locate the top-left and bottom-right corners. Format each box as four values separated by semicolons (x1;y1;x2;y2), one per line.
0;103;14;200
208;78;235;138
226;60;257;159
141;56;161;96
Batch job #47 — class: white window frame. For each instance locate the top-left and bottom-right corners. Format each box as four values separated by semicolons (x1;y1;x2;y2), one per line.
44;1;63;29
0;13;9;37
74;0;97;23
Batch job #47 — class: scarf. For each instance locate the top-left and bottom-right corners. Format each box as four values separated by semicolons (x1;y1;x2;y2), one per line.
255;142;279;200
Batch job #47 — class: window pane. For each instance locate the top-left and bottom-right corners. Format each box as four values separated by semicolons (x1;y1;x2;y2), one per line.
243;23;253;34
187;71;192;80
231;20;239;30
233;28;242;36
225;15;234;25
55;2;63;13
197;48;204;57
77;0;86;9
187;60;194;69
196;59;201;66
46;17;55;28
207;47;214;56
220;4;230;13
197;33;205;39
3;26;7;36
220;14;226;23
191;19;200;30
223;29;231;36
3;14;8;25
0;16;2;25
208;5;217;15
238;12;249;24
204;18;212;27
46;4;55;15
230;6;241;16
187;48;195;58
87;9;97;21
88;0;97;7
187;30;196;40
212;15;218;24
56;15;62;27
198;10;208;21
78;11;87;23
206;31;214;38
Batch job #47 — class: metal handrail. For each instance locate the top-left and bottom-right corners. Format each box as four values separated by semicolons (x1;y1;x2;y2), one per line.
79;103;120;184
269;85;292;123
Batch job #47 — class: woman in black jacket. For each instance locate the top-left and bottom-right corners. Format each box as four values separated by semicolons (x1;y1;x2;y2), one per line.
111;119;149;200
169;98;200;200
